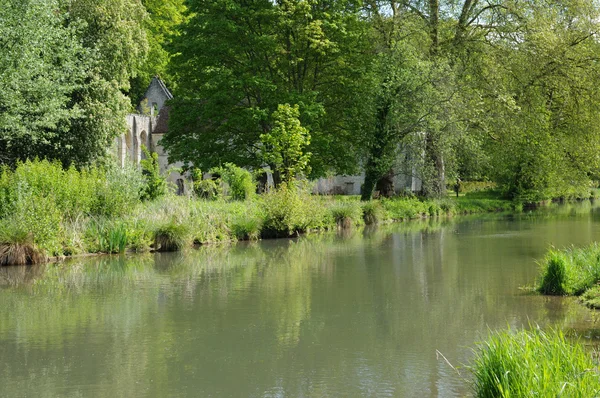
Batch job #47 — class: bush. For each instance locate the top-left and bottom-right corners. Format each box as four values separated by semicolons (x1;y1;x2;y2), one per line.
0;224;47;265
231;215;261;240
261;184;328;237
212;163;255;201
192;168;221;200
471;327;600;397
94;162;144;217
87;220;129;254
140;146;167;201
381;197;430;220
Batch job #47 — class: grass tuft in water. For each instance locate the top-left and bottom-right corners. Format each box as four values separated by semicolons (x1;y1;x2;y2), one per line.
330;202;363;229
537;243;600;297
471;327;600;398
0;225;47;265
154;222;190;252
538;250;568;295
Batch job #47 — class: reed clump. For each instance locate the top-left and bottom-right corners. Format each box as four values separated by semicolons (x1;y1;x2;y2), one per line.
537;243;600;298
153;222;190;252
471;327;600;397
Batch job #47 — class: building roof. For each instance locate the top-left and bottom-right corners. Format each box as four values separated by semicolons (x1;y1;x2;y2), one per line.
144;76;173;101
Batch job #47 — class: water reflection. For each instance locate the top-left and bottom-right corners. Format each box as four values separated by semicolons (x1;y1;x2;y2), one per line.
1;204;599;397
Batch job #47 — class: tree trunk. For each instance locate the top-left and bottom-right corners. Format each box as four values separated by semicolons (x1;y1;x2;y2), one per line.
376;168;395;198
423;132;446;198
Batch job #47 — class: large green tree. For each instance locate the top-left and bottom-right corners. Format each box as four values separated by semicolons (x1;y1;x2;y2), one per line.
471;0;600;200
0;0;89;165
0;0;149;167
164;0;371;178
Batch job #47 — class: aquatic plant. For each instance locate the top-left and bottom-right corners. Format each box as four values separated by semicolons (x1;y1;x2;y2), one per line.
471;327;600;397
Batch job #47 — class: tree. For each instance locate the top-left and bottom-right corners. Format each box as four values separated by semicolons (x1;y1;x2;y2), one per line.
129;0;187;104
261;104;311;185
0;0;88;165
163;0;370;177
0;0;150;167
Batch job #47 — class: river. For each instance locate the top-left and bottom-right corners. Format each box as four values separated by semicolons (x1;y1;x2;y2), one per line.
1;202;600;397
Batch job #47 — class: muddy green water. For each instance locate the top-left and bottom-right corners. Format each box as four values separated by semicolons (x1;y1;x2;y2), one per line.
3;203;600;397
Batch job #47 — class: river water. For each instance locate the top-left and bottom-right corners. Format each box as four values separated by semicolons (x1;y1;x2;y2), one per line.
2;203;600;397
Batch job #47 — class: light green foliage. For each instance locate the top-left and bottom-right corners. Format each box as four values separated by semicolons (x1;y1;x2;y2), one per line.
0;0;88;165
93;162;145;217
538;251;568;296
140;146;167;201
261;105;311;184
88;219;129;254
191;169;221;200
0;193;63;256
362;202;384;225
153;221;189;251
211;163;255;201
260;185;330;237
471;327;600;397
130;0;187;102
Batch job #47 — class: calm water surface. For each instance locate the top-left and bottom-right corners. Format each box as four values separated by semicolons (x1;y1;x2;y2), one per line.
2;203;600;397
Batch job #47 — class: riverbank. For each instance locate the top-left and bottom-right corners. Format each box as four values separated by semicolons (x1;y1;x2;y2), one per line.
0;191;520;266
536;242;600;309
0;158;561;266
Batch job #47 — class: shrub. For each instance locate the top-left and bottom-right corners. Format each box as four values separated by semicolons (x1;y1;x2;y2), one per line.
192;168;221;200
93;162;144;217
537;243;600;297
140;146;167;201
212;163;255;201
381;197;430;220
5;191;63;256
471;327;600;397
260;184;326;237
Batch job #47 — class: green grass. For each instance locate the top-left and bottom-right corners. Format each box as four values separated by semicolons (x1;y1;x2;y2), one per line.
330;202;363;228
153;222;190;252
537;243;600;296
471;327;600;398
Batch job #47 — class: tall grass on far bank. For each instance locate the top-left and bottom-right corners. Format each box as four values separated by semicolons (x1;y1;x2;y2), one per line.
471;327;600;397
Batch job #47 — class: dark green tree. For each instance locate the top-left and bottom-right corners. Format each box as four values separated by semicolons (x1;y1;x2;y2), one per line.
163;0;370;177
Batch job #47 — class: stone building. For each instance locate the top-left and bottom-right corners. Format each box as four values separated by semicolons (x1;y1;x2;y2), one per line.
116;77;187;194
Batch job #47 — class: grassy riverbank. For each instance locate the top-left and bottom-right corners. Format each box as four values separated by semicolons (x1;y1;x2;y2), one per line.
537;243;600;308
0;159;521;265
471;327;600;397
